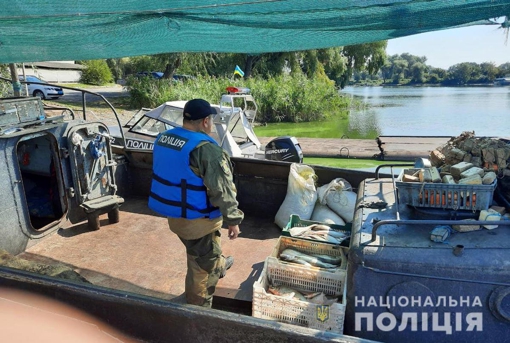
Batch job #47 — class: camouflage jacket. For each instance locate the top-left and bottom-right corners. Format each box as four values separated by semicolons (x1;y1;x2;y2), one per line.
189;140;244;226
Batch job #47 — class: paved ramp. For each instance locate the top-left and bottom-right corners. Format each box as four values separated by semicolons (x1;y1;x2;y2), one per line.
259;136;451;161
376;136;451;161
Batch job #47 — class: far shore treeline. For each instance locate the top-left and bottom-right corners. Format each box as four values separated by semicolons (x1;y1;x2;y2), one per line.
1;43;509;124
352;53;510;87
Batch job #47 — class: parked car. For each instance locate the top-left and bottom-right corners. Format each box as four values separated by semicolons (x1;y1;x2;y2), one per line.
135;71;164;79
19;75;64;99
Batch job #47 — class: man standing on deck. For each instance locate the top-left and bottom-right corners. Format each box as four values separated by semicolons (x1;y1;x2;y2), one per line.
148;99;243;308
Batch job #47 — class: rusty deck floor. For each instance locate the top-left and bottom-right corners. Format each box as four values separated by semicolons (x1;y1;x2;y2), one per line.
19;197;281;308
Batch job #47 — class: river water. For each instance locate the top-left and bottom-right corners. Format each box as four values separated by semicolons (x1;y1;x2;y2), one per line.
342;86;510;138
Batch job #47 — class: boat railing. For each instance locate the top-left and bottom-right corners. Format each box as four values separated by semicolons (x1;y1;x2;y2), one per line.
0;76;127;148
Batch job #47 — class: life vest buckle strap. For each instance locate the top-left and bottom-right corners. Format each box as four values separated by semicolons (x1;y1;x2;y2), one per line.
153;172;206;191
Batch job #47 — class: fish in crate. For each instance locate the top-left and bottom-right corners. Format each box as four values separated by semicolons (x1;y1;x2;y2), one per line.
288;223;349;244
279;248;343;270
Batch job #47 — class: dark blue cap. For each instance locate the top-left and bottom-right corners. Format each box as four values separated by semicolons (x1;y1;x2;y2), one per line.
183;99;214;120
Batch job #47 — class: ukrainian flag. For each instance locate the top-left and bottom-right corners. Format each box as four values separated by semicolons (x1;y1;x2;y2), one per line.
234;65;245;77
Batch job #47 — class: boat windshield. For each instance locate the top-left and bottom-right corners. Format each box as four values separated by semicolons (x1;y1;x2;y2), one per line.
219;95;258;145
230;98;257;143
158;106;185;126
227;111;250;144
131;117;170;137
129;105;184;137
130;105;222;139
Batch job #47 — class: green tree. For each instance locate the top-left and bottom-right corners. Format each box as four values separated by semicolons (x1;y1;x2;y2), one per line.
80;60;113;85
497;62;510;77
176;53;217;77
203;53;244;77
316;48;347;85
427;73;441;84
399;53;426;79
171;52;288;79
246;53;289;78
206;50;338;82
446;63;467;85
380;59;394;84
467;63;482;84
479;62;498;82
106;58;130;81
410;62;427;83
126;55;159;75
430;67;447;79
302;50;321;77
115;43;383;88
426;67;446;84
392;59;408;84
340;41;387;88
127;53;215;79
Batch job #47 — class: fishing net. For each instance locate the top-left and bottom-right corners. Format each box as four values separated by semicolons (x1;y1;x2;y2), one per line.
1;1;509;63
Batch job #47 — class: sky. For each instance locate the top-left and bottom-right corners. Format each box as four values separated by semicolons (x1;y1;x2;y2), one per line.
386;23;510;69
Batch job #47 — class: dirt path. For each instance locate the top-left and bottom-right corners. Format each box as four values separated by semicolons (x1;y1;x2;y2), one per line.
59;84;128;102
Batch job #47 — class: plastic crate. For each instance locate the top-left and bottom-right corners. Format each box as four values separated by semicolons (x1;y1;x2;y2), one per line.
271;236;348;271
396;169;497;211
252;257;347;333
282;214;351;246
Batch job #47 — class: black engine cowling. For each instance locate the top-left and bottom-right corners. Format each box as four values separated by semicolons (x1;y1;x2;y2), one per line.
264;136;303;163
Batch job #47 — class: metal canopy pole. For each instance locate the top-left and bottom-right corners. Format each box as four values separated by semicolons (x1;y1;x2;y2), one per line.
21;63;28;96
8;63;21;97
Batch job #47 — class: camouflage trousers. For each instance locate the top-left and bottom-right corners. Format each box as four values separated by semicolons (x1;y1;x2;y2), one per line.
179;230;226;308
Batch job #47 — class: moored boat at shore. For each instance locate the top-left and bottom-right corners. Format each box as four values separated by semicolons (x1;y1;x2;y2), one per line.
109;87;303;168
494;77;510;86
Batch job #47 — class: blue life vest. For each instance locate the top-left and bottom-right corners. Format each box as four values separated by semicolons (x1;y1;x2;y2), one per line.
148;127;222;220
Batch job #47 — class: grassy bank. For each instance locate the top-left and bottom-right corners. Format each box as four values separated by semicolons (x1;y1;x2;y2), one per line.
126;74;355;123
304;157;407;169
253;115;378;139
56;82;119;89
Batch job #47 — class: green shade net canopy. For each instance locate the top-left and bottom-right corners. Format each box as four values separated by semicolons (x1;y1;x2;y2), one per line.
1;0;509;63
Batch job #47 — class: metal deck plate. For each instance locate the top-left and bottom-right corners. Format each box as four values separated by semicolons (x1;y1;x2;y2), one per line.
356;178;510;250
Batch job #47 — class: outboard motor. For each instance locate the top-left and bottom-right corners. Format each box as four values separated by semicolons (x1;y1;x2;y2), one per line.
264;136;303;163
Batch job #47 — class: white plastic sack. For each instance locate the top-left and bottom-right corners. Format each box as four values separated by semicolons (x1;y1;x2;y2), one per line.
317;178;356;223
326;191;357;223
310;202;346;225
317;178;352;204
275;163;317;229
